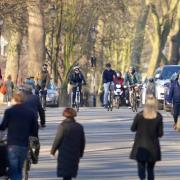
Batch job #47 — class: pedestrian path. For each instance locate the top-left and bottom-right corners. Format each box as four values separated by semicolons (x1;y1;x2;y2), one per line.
1;106;180;179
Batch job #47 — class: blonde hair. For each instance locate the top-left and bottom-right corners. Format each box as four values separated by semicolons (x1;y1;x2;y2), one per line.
143;95;157;119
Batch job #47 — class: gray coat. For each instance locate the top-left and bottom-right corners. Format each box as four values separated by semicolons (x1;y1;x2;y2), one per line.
51;119;85;178
130;111;163;162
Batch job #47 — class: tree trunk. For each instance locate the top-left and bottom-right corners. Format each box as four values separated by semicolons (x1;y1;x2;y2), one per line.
169;1;180;64
131;1;149;69
147;38;160;76
5;31;22;83
27;0;45;76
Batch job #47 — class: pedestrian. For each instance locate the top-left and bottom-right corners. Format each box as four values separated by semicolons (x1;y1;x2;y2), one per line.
50;108;85;180
0;92;38;180
168;71;180;130
22;84;45;164
130;95;163;180
102;63;116;107
4;75;14;106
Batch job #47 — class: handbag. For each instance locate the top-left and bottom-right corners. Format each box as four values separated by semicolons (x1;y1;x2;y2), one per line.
0;83;7;95
176;116;180;131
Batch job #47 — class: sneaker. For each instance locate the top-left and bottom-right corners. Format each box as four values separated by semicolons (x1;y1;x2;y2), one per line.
128;106;132;109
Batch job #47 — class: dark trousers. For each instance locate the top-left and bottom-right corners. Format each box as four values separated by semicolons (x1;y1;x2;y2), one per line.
63;177;72;180
137;161;155;180
173;103;180;123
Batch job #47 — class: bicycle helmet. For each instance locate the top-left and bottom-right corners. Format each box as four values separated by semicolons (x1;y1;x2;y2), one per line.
116;72;120;77
148;77;154;83
73;65;80;70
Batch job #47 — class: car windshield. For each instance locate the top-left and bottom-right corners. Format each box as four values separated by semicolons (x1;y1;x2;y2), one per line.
48;83;56;90
160;66;180;80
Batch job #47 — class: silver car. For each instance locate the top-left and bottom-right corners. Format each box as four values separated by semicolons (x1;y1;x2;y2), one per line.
46;83;60;107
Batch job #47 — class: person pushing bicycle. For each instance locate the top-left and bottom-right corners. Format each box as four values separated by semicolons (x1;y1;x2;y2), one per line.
69;65;86;107
35;63;50;110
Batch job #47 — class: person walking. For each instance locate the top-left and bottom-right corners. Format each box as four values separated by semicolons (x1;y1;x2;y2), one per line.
130;95;163;180
35;63;50;109
0;92;38;180
102;63;116;107
4;75;14;106
50;108;85;180
168;71;180;130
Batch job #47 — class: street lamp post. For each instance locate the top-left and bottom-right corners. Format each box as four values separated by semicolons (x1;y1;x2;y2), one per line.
90;26;97;107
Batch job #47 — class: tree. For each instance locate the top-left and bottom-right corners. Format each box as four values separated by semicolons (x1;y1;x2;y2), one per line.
27;0;45;76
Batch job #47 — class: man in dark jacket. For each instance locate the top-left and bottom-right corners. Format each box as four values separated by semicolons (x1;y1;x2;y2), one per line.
0;92;38;180
23;85;46;128
102;63;116;106
69;65;86;106
168;72;180;129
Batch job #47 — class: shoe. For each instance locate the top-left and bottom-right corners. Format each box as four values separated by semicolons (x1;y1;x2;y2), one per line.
72;103;75;108
128;106;132;109
125;100;129;104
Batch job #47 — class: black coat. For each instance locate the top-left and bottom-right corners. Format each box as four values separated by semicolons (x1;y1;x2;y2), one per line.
130;111;163;162
51;119;85;178
23;92;45;126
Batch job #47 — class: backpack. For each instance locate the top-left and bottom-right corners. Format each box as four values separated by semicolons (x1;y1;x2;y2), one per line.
0;83;7;95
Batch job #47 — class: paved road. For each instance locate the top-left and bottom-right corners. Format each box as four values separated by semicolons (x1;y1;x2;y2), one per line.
1;106;180;179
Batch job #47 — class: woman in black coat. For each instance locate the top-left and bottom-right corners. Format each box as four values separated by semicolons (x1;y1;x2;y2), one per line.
50;108;85;180
130;95;163;180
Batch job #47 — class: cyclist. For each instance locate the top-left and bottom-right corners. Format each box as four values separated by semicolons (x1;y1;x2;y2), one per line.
124;66;141;106
69;65;86;107
113;71;124;86
102;63;116;107
35;63;50;109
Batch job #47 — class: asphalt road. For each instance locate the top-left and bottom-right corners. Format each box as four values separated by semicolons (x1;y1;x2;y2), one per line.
1;106;180;180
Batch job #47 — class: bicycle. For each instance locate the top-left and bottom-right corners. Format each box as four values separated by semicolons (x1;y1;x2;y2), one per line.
39;89;47;110
129;84;142;112
23;137;40;180
71;84;81;112
107;82;114;111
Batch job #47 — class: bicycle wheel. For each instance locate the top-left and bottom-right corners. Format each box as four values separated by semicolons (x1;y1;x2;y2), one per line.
134;94;138;112
110;93;113;111
130;93;135;112
76;92;80;112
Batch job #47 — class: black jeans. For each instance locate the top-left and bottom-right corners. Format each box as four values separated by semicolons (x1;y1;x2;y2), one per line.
173;103;180;123
137;161;155;180
63;177;72;180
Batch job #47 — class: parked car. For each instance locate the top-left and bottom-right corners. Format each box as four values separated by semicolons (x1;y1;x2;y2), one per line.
46;82;60;107
154;65;180;109
164;72;178;112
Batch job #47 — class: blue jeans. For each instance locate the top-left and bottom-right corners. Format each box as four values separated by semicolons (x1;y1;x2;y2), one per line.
8;145;28;180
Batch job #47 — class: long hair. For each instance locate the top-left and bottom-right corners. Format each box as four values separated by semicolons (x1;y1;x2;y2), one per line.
143;95;157;119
